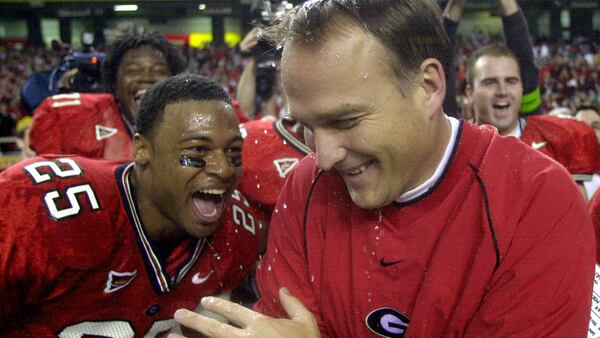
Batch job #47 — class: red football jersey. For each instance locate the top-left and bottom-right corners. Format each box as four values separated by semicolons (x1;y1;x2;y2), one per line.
521;115;600;180
256;121;594;337
239;117;310;219
0;156;261;337
30;93;134;161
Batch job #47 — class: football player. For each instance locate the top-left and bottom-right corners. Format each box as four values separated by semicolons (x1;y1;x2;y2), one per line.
0;74;264;336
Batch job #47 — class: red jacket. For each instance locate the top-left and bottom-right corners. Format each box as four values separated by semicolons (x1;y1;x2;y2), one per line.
256;121;594;337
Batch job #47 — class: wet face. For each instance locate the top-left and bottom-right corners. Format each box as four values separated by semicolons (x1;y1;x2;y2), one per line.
576;109;600;144
115;45;172;124
467;55;522;135
144;100;243;239
282;23;440;210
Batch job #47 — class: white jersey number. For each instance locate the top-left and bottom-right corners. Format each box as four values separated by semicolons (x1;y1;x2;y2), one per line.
23;158;100;220
58;319;175;338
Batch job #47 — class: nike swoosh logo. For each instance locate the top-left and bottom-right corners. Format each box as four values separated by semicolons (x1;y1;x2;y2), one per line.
192;270;214;284
380;258;402;267
531;141;547;150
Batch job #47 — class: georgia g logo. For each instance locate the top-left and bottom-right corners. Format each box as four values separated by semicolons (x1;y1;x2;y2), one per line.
365;307;410;338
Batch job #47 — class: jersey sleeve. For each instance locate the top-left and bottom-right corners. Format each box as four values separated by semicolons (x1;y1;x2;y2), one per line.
0;156;120;328
522;115;600;180
29;93;132;160
465;160;594;336
254;155;329;336
215;189;266;290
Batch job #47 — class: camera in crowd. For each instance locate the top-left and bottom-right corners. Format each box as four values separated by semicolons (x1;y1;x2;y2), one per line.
250;0;295;102
20;32;106;113
61;51;106;93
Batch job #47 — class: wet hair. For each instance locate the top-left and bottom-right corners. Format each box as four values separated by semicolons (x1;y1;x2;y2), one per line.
103;32;187;94
261;0;450;95
136;74;232;136
466;44;519;86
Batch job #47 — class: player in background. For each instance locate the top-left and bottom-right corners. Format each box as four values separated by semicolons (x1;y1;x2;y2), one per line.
443;0;541;117
444;0;600;199
28;32;186;161
0;74;264;337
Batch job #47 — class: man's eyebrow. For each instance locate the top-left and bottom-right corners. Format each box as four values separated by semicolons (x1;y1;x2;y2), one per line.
323;104;369;118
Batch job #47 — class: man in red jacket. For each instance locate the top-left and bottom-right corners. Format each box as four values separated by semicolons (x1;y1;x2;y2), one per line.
170;1;594;337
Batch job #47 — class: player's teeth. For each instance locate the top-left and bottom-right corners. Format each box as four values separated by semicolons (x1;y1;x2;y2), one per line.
349;164;367;176
199;189;226;195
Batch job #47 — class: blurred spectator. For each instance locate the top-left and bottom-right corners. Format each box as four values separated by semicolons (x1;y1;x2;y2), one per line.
28;32;187;161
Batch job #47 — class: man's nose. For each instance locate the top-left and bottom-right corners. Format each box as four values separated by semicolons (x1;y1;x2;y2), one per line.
313;130;347;171
496;81;508;96
205;150;236;181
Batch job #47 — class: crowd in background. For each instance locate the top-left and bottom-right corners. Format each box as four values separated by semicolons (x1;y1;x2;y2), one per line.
4;31;600;139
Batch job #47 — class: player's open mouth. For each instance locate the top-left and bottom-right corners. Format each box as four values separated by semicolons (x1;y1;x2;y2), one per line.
492;102;510;112
191;189;227;224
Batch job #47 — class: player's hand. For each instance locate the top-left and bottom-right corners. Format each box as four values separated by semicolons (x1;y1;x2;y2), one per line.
239;27;259;54
57;68;79;92
168;287;320;338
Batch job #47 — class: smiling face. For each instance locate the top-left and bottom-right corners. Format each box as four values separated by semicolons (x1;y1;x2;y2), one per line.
467;55;523;135
282;21;446;210
115;45;172;124
138;100;243;240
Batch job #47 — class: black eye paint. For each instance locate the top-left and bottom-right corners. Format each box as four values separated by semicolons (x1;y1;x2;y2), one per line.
180;155;206;168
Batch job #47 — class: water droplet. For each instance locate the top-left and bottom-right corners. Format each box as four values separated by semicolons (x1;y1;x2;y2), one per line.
235;228;239;233
275;248;279;253
254;140;259;144
219;282;224;287
239;264;244;270
263;130;268;134
256;183;261;189
214;253;222;260
267;264;272;271
282;140;287;145
310;274;315;283
362;73;369;79
283;203;287;209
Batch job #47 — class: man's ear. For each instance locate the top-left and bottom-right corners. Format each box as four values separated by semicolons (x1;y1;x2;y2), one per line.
419;58;446;118
133;133;152;166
